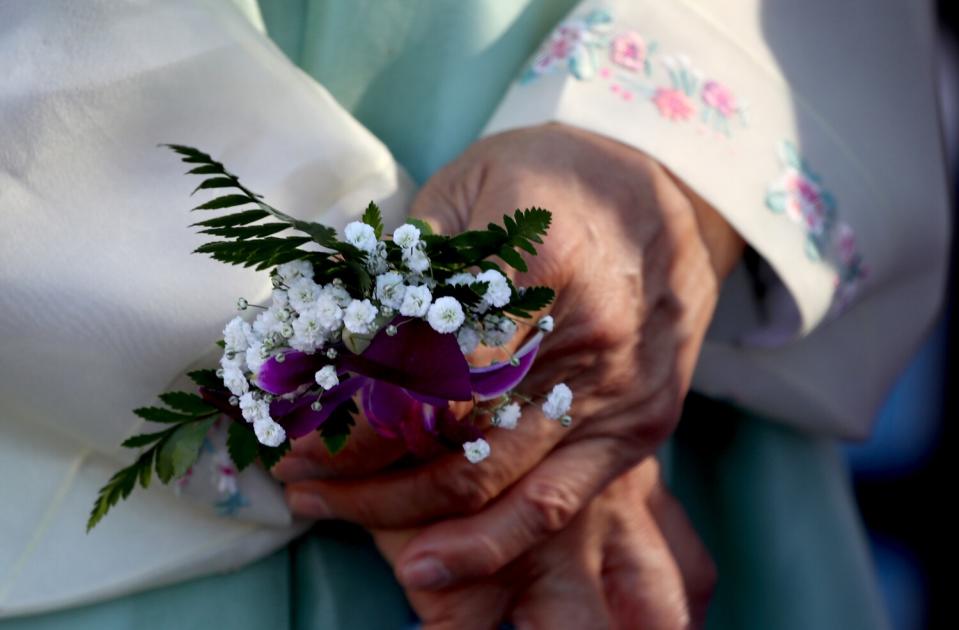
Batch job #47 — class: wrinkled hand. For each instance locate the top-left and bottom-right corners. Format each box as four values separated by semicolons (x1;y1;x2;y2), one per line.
373;460;716;630
279;123;742;589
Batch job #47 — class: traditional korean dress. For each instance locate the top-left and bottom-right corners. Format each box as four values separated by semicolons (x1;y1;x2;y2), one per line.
0;1;947;628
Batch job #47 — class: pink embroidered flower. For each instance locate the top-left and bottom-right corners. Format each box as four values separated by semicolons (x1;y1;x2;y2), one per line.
653;88;694;121
784;171;827;234
610;32;646;71
836;223;859;266
534;24;583;72
701;80;737;118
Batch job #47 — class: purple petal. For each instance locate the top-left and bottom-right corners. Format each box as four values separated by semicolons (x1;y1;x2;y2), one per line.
274;376;366;439
469;332;543;400
339;318;472;402
361;379;420;439
257;351;327;396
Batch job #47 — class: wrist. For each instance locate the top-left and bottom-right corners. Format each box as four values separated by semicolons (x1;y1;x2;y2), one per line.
666;171;745;282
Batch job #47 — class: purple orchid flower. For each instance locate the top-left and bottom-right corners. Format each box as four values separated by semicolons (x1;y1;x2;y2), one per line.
254;317;545;446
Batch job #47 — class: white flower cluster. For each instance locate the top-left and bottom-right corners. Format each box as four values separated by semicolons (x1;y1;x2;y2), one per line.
217;220;562;450
473;378;574;463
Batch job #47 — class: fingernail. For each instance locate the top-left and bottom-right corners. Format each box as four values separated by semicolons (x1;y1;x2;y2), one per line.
399;556;451;590
287;490;332;519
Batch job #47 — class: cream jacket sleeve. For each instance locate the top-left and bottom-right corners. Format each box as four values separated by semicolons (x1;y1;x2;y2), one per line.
485;0;951;437
0;0;412;616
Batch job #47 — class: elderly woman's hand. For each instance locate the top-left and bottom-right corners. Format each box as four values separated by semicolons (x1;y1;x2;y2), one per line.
374;460;716;630
279;123;742;589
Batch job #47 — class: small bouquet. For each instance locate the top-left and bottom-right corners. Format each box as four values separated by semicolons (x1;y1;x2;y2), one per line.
88;145;572;530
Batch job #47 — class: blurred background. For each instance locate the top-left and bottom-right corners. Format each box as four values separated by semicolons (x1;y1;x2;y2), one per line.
842;3;956;628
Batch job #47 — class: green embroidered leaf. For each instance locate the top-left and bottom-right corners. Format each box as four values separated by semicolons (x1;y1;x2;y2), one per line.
192;194;254;211
320;400;357;455
133;406;198;424
361;201;384;239
158;391;217;415
188;369;221;389
258;439;291;470
155;418;214;483
227;422;260;471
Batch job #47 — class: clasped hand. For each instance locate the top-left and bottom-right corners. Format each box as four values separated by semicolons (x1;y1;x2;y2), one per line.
275;124;741;629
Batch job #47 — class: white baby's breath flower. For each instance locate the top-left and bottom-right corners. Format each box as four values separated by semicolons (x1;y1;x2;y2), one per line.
393;223;421;251
463;438;491;464
369;242;389;275
427;296;465;334
542;383;573;420
446;272;475;287
313;292;344;331
253;417;286;447
375;271;406;309
481;314;517;347
222;366;249;397
288;277;321;313
245;341;267;374
253;309;283;339
477;269;511;307
344;221;378;253
537;315;554;332
271;289;289;308
399;284;432;317
239;392;268;424
344;298;378;334
324;283;353;307
314;365;339;390
290;309;327;352
456;325;481;355
223;317;252;353
493;402;521;430
404;247;430;273
276;260;313;284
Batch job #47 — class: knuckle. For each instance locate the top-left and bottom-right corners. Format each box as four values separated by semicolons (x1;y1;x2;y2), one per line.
521;478;582;534
433;464;494;514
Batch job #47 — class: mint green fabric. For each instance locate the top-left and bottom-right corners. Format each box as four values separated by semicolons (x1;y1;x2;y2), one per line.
259;0;578;183
1;2;886;629
0;525;414;630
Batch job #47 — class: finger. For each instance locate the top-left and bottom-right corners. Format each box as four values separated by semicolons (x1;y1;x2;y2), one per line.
510;562;611;630
272;417;407;482
602;503;693;630
394;437;630;589
372;530;509;630
285;408;566;525
646;481;717;627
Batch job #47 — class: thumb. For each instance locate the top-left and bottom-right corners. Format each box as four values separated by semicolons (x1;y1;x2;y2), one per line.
409;178;471;236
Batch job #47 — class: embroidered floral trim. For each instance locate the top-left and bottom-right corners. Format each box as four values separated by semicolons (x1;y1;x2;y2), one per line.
520;11;747;136
520;9;613;82
173;421;250;516
765;141;867;314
